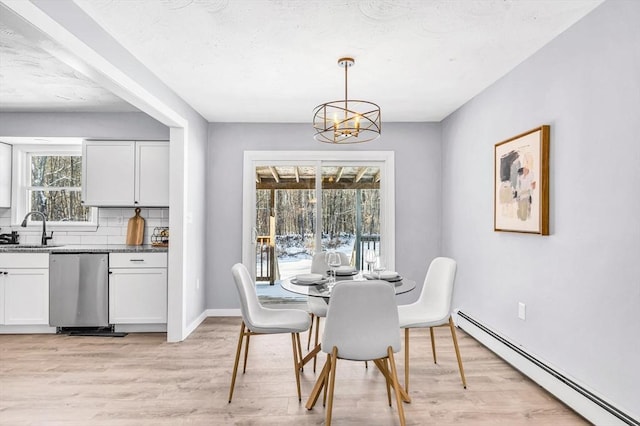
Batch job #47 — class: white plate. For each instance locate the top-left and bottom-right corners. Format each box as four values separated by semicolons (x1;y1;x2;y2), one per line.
296;273;324;284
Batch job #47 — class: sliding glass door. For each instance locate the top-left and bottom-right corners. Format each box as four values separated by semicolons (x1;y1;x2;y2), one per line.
243;152;394;283
321;165;381;272
254;164;317;282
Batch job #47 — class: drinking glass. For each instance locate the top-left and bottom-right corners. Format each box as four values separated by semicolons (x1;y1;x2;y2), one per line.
373;256;385;279
327;252;341;286
364;249;377;274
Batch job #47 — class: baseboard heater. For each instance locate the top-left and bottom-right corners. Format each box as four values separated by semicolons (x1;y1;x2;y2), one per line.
456;310;638;426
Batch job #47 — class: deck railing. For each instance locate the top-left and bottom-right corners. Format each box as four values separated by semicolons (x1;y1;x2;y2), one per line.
354;234;380;270
256;236;276;284
257;234;380;283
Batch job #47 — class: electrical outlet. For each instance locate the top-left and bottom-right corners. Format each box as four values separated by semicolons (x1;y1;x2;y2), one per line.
196;278;200;290
518;302;526;320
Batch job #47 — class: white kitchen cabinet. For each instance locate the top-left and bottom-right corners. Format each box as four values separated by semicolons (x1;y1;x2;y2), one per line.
0;253;49;325
135;142;170;207
109;252;167;324
0;142;11;208
82;140;169;207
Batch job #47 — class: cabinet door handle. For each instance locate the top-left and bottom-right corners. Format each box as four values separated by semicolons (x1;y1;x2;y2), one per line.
129;259;145;262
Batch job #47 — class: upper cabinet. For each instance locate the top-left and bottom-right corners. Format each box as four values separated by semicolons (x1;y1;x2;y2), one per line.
82;140;169;207
0;142;11;208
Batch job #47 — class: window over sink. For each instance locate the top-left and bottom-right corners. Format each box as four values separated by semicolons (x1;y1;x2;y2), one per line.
12;144;98;230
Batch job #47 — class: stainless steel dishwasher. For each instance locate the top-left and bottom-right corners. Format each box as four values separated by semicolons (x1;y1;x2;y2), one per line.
49;253;109;328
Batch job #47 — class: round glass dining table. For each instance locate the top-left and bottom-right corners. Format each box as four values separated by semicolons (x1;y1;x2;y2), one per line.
281;273;416;298
282;272;417;408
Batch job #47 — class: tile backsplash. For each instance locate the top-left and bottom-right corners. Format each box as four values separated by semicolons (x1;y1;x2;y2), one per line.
0;207;169;246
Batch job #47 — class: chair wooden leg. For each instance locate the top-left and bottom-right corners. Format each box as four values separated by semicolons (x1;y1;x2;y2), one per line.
404;328;410;393
449;317;467;389
373;358;412;404
242;331;251;373
326;347;338;426
306;353;331;410
307;313;314;350
228;322;246;403
430;327;437;364
295;332;304;372
291;333;303;401
313;315;320;372
322;353;330;407
382;358;392;406
388;347;407;426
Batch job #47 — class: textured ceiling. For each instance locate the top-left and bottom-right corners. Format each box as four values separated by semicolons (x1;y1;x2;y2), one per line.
1;0;604;122
0;4;137;113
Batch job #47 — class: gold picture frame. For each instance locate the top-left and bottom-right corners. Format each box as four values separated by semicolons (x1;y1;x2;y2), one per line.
494;125;550;235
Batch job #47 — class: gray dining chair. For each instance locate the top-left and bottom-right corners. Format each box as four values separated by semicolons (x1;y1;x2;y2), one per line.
398;256;466;393
307;251;350;371
307;280;406;426
228;263;311;402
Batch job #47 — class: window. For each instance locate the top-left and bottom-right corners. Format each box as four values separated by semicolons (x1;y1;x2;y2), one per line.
13;145;97;229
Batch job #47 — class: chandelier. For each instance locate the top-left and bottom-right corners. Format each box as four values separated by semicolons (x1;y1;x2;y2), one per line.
313;57;381;144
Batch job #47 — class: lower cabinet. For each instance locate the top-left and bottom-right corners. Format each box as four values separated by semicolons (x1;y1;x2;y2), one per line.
0;253;49;325
109;252;167;324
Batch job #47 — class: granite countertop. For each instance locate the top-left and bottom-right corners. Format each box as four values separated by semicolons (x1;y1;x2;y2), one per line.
0;244;168;253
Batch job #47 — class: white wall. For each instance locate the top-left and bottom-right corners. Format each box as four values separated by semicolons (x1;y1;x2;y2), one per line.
206;122;442;309
442;0;639;418
0;112;169;140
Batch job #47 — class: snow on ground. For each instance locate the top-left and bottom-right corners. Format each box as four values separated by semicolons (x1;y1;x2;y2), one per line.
256;236;357;300
275;236;355;280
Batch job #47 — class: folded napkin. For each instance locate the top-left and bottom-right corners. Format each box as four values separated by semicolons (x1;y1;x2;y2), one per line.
377;271;398;279
364;271;401;280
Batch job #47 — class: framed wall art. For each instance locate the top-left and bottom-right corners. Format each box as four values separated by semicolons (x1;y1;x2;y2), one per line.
494;125;550;235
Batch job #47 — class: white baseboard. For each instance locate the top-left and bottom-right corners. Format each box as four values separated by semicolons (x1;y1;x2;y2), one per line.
114;323;166;333
185;310;210;337
455;310;638;426
0;325;56;334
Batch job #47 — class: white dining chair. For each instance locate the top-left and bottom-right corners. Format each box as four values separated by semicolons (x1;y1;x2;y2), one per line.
306;251;350;371
306;280;406;426
228;263;311;402
398;257;466;393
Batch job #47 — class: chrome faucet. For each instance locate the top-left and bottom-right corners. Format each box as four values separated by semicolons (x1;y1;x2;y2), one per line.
21;211;54;246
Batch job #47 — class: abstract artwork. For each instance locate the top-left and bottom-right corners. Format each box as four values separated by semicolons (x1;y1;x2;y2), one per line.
494;125;549;235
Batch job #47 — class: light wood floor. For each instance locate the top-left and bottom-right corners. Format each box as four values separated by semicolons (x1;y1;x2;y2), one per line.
0;317;589;425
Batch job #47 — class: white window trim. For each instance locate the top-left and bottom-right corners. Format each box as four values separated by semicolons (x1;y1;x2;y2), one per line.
242;150;395;278
11;144;98;231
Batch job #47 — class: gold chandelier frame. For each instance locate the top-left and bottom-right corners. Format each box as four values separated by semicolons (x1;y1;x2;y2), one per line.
313;57;381;144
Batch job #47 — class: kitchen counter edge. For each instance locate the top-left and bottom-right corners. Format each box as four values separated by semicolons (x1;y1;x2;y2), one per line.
0;244;168;253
